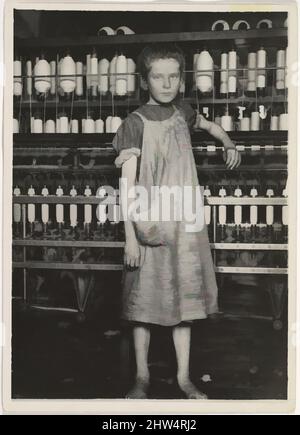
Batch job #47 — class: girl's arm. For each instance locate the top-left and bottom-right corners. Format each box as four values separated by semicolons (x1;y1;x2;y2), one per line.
120;155;141;268
197;114;241;170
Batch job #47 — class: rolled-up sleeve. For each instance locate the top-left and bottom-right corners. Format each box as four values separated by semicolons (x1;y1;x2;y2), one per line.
112;113;143;169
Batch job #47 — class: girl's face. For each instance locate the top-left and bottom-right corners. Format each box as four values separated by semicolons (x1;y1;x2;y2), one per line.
146;58;182;105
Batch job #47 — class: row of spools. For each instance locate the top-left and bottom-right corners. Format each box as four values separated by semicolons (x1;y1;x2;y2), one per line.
13;109;288;133
13;185;121;227
194;46;288;94
13;52;136;98
13;114;123;134
211;110;288;132
13;46;288;99
13;183;287;229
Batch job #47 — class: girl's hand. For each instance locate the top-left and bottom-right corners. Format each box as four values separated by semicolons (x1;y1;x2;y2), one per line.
223;148;241;170
124;239;141;268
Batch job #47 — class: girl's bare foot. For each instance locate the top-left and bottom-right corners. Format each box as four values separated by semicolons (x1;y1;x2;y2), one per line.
125;377;150;399
177;377;208;400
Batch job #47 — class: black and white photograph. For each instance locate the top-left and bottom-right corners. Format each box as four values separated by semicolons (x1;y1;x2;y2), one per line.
2;0;297;413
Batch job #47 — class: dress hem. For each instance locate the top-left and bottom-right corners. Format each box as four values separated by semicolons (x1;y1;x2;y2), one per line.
121;309;219;327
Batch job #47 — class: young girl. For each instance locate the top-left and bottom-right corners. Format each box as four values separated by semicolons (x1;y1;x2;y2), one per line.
112;44;241;399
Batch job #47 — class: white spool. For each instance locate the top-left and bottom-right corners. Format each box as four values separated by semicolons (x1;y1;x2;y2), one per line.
71;119;79;133
91;53;98;88
211;20;230;31
276;49;286;90
14;60;22;97
214;116;221;126
196;50;214;93
232;20;250;30
60;55;76;93
220;83;227;95
97;205;107;224
219;206;227;225
13;187;21;223
85;118;95;133
115;26;135;35
97;26;115;35
106;116;112;133
95;118;104;133
247;52;257;92
56;186;64;224
116;54;127;96
45;119;55;133
111;116;122;133
204;205;211;225
13;119;19;133
86;54;91;89
250;187;258;225
257;74;266;89
250;111;260;131
221;115;232;131
270;115;279;131
279;113;288;130
13;203;21;223
50;61;56;95
96;186;108;224
59;115;69;133
126;58;136;94
112;204;120;224
228;76;237;94
234;206;242;225
266;188;274;226
227;53;237;94
81;119;86;133
34;59;51;94
228;49;237;70
228;49;237;93
204;186;211;197
75;62;83;97
28;186;36;223
256;19;272;29
240;117;250;131
220;53;228;94
266;206;274;225
256;47;266;88
218;187;227;225
109;55;118;95
26;60;32;97
84;186;92;224
33;118;43;134
234;187;243;226
70;186;77;228
56;118;60;133
41;186;49;224
250;206;258;225
98;58;110;95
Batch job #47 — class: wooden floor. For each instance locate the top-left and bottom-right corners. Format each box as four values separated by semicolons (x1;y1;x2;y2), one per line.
12;299;287;400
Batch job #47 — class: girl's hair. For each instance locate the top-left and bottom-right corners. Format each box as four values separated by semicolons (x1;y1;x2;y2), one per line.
137;43;185;81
